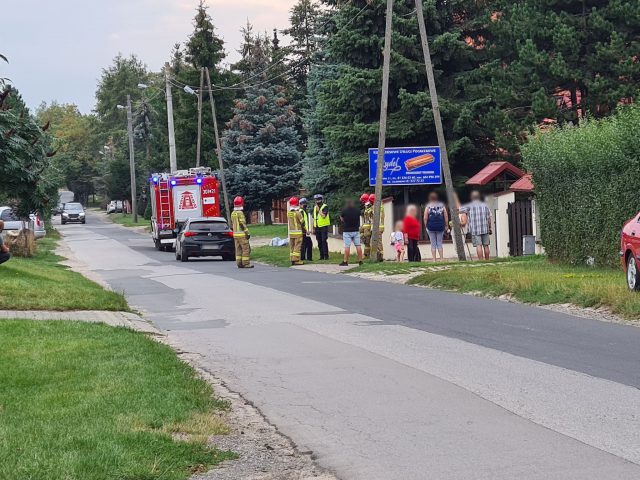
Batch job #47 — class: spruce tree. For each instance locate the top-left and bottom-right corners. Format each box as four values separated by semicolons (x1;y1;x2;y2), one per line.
222;37;302;224
304;0;489;200
172;1;235;170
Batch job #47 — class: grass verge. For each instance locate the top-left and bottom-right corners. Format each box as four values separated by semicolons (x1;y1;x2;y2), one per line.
107;212;150;228
349;256;518;275
251;245;362;267
0;320;235;480
408;255;640;318
246;223;288;238
0;230;128;311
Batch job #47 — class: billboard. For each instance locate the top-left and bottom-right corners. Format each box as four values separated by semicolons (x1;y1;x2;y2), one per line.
368;146;442;186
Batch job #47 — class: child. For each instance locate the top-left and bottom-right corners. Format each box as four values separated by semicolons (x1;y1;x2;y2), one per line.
391;221;405;262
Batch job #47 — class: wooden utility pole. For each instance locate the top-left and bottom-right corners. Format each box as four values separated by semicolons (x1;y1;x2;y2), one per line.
415;0;466;260
164;62;177;173
205;67;232;223
370;0;394;262
195;67;205;167
125;95;138;223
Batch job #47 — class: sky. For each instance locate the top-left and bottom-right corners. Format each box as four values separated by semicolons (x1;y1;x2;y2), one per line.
2;0;296;114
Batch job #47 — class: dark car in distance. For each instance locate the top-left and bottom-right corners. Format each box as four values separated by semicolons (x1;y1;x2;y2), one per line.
61;202;86;224
621;211;640;290
175;217;235;262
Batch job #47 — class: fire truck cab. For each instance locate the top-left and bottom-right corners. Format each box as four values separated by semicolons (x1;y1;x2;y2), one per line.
149;167;221;251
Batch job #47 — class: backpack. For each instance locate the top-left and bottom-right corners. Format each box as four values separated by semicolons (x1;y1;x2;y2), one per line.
426;205;445;232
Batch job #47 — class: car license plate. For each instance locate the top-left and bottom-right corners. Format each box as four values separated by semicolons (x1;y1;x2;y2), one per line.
203;245;220;250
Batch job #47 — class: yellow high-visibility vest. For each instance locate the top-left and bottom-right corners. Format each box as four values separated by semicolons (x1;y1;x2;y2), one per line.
313;203;330;228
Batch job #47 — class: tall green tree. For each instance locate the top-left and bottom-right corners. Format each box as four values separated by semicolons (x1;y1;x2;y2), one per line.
465;0;640;158
171;1;236;170
304;0;489;201
222;37;302;223
0;87;57;217
36;102;98;205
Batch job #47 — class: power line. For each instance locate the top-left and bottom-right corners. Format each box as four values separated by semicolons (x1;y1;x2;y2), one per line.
170;3;371;94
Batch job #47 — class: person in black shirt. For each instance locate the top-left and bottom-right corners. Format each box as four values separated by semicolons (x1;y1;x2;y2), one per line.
340;199;363;266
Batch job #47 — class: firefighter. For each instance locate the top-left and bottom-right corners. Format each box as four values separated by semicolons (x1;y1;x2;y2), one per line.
231;196;253;269
359;193;373;259
299;197;313;261
313;194;330;260
368;194;385;262
288;196;306;265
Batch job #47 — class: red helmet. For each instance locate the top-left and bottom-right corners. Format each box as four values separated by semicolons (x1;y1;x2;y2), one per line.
233;196;244;207
360;193;370;203
368;194;375;203
289;196;299;207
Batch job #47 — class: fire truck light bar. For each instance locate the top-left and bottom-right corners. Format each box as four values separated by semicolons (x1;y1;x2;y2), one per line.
196;177;203;185
170;180;177;186
152;176;159;184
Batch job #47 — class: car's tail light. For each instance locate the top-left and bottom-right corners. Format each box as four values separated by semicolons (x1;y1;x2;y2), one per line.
225;231;234;237
184;231;197;237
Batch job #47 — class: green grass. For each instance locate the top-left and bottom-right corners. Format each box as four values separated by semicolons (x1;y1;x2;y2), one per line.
408;255;640;318
246;223;288;238
0;320;235;480
251;245;362;267
107;212;150;228
0;230;128;311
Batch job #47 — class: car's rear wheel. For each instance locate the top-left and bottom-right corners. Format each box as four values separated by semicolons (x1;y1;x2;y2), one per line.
627;254;640;291
175;246;181;261
154;239;161;250
180;248;188;262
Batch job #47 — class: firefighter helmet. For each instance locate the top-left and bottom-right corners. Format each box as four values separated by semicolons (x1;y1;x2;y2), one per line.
233;196;244;207
368;194;376;203
360;193;370;203
289;196;299;207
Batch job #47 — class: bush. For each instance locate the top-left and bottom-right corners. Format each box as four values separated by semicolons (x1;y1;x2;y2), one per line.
143;201;152;220
523;106;640;266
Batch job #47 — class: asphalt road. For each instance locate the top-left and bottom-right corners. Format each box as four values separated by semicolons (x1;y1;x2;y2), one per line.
58;213;640;479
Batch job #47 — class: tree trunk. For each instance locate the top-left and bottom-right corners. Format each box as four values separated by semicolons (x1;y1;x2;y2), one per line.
263;205;273;225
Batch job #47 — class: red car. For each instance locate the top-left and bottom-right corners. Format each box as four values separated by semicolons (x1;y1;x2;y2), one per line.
621;212;640;290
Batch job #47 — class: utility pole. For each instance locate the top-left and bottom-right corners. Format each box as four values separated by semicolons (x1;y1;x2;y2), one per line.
205;67;232;224
370;0;394;262
164;62;177;173
125;95;138;223
415;0;465;260
195;67;204;167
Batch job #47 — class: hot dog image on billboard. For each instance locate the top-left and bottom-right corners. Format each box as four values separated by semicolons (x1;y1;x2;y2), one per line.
404;153;435;171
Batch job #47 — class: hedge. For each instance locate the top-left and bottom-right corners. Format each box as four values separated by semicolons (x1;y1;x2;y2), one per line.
522;106;640;267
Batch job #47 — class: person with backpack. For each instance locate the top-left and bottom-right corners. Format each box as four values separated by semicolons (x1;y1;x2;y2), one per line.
424;192;449;262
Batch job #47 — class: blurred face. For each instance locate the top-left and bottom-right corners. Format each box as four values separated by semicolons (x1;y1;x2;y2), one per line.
407;205;418;218
429;193;438;203
471;191;481;201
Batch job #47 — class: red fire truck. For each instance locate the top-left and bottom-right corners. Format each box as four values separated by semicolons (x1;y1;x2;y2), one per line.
149;167;221;251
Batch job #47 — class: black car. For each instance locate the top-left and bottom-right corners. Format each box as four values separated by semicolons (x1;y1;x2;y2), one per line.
61;202;86;224
175;217;235;262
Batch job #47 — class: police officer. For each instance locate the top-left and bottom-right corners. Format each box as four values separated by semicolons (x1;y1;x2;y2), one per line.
231;196;253;268
313;194;330;260
299;197;313;261
288;196;306;265
359;193;372;259
369;194;385;262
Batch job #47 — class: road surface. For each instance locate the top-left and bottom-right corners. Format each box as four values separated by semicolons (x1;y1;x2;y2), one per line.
59;213;640;479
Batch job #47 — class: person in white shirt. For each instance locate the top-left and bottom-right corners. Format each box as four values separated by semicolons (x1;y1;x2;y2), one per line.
391;221;405;262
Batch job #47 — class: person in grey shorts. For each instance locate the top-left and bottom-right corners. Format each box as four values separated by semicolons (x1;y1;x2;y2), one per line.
424;192;449;261
460;190;492;260
339;199;363;266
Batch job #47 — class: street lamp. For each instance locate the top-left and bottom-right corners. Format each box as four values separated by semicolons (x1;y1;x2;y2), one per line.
117;96;138;223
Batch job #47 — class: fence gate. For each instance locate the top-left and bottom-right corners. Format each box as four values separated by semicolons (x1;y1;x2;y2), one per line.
507;199;533;256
